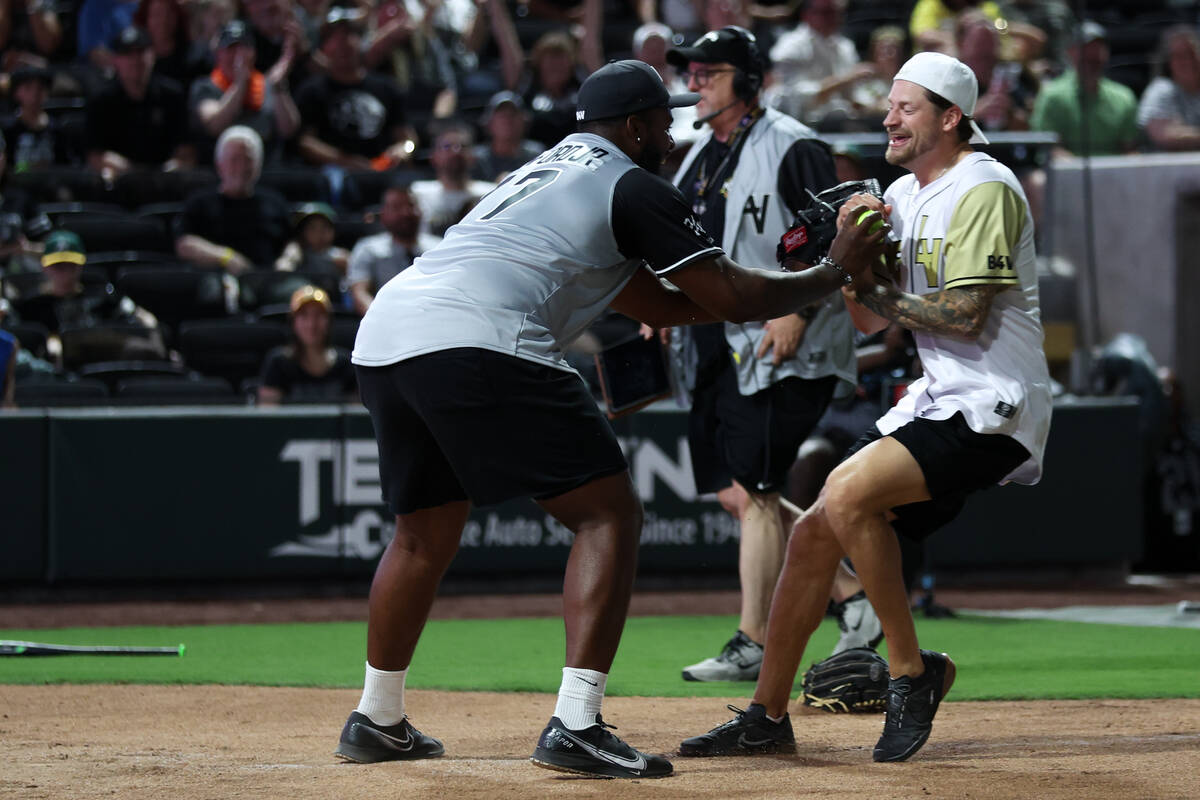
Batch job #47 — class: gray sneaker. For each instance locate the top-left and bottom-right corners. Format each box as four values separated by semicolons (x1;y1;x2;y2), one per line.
831;591;884;655
681;630;763;682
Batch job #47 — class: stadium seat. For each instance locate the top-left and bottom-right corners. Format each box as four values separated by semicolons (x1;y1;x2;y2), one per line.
1;320;50;359
114;373;237;405
7;166;107;204
78;359;188;391
14;376;109;406
341;167;432;210
111;168;218;210
58;321;166;372
256;304;359;349
238;269;339;312
86;250;182;282
177;317;288;386
333;216;383;249
115;266;235;339
52;213;174;255
258;167;333;203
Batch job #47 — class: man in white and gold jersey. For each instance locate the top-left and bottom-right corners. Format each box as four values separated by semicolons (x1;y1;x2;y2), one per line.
679;51;1051;764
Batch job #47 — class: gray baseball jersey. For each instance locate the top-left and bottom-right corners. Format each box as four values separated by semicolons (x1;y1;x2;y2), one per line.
352;132;722;370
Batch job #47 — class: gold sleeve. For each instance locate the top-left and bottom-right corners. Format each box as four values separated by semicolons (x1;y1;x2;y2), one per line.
942;181;1025;289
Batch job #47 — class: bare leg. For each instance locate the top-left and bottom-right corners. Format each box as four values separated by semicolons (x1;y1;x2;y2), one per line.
737;489;787;644
750;497;845;717
537;471;644;671
822;437;931;678
367;500;471;670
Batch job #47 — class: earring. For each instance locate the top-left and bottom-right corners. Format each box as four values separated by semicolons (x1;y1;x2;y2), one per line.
636;136;641;143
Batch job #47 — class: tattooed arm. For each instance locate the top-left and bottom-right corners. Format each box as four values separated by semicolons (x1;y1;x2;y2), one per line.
852;282;1004;340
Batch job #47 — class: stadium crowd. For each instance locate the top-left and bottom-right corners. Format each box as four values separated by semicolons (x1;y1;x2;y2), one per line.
0;0;1197;405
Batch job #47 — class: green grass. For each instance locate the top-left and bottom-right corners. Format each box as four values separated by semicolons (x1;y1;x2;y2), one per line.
2;615;1198;700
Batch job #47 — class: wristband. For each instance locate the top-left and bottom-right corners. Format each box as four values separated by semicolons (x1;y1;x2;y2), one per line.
219;247;235;267
818;255;853;285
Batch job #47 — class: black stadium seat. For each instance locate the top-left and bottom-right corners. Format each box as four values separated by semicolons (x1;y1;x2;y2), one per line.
114;374;237;405
177;317;288;386
78;359;188;391
238;269;339;311
115;266;233;334
14;376;109;406
258;167;333;204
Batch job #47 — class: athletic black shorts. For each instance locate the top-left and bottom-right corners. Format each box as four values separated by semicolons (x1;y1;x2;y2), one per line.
688;354;837;495
843;411;1030;541
356;348;628;515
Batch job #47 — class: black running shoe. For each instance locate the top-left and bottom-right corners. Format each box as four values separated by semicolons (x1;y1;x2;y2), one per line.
872;650;956;763
531;715;673;779
678;703;795;757
335;711;445;763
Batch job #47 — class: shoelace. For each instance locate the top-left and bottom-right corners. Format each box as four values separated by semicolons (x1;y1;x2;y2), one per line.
885;679;912;729
708;704;762;734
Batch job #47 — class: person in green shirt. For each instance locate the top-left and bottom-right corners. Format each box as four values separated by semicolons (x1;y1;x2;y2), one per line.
1030;20;1138;157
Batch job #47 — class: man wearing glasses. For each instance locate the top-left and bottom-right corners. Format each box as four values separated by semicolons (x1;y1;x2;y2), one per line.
662;26;879;683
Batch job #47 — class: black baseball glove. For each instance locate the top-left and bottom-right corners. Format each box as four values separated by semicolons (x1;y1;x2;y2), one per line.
776;178;884;270
799;646;890;714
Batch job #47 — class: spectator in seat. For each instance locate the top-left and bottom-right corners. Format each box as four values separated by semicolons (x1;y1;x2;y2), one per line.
275;201;348;278
77;0;139;70
363;0;459;144
241;0;309;80
3;67;77;172
12;229;165;363
175;125;291;274
410;120;495;237
909;0;1002;55
1138;26;1200;152
0;0;65;65
469;90;543;182
1030;21;1137;158
956;11;1036;133
256;283;356;405
346;179;439;316
294;7;417;172
765;0;870;130
85;25;195;178
134;0;200;85
189;19;300;165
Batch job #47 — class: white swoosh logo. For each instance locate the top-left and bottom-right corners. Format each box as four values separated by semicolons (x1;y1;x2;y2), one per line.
361;724;414;751
560;729;646;772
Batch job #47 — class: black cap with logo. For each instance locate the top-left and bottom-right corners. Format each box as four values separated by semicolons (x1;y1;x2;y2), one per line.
575;59;698;123
666;26;767;78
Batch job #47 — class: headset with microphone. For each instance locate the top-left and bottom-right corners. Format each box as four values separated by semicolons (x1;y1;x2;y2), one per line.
689;26;767;129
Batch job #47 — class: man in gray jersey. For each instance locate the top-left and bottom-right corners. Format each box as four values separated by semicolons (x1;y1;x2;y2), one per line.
336;59;887;780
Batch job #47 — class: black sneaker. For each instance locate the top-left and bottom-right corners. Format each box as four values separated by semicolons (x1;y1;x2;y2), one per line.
678;703;795;757
335;711;445;763
872;650;956;762
531;715;673;779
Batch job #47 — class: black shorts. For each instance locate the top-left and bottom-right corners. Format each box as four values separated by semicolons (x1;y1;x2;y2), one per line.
356;348;628;515
843;411;1030;541
688;354;837;495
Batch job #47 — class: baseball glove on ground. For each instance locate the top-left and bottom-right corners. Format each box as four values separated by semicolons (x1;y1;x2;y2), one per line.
776;178;883;270
799;646;889;713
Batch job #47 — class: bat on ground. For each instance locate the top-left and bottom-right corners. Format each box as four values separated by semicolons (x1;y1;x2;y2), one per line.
0;640;185;656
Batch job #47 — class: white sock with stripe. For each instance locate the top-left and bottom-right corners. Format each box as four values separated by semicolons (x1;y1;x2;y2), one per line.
553;667;608;730
355;662;407;726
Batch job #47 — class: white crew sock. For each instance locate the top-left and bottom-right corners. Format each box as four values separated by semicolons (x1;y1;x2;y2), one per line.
553;667;608;730
355;662;407;726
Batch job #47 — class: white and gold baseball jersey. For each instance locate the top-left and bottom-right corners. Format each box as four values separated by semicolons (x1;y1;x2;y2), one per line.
878;151;1052;484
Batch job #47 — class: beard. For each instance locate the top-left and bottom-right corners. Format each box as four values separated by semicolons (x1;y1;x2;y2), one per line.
634;140;669;173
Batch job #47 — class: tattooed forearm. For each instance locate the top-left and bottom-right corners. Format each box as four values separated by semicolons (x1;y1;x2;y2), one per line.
855;283;1001;339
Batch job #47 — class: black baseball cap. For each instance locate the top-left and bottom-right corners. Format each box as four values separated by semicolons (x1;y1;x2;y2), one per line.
11;66;53;89
217;20;255;49
110;25;151;55
576;60;698;123
666;26;766;76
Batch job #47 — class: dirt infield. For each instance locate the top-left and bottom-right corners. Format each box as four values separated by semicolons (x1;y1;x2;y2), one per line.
3;686;1198;799
3;583;1199;799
